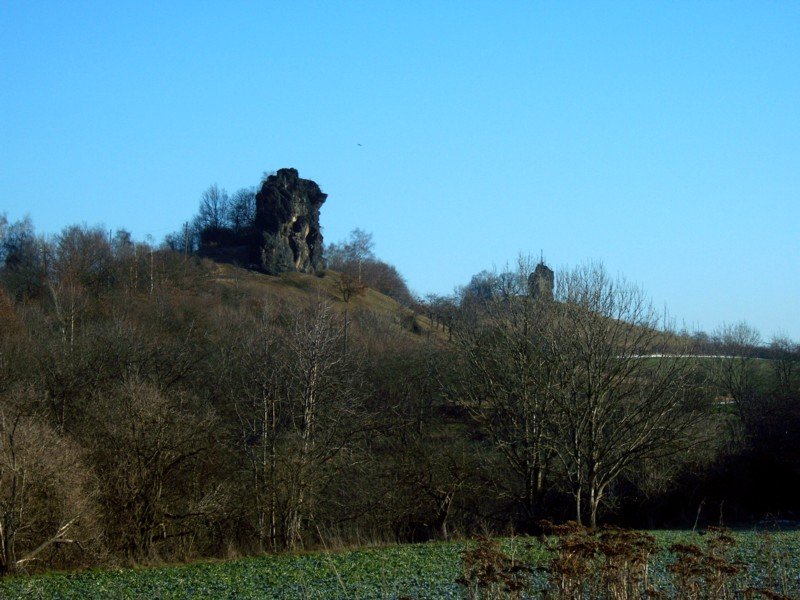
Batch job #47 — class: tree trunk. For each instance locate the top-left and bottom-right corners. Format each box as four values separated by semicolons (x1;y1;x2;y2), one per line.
574;485;583;526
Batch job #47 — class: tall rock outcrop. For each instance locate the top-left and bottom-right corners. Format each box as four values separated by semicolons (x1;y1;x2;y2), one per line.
252;168;327;274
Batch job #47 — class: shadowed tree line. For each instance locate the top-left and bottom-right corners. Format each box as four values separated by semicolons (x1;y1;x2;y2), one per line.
0;213;798;575
162;183;258;254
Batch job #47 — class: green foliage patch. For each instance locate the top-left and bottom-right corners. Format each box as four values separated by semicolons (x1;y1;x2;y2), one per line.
1;531;798;599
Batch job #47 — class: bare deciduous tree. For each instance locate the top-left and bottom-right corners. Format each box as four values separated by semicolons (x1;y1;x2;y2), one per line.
228;187;256;235
0;216;45;300
196;184;230;235
279;302;369;548
0;391;100;574
712;322;762;401
326;228;374;281
711;322;764;443
230;305;283;552
547;263;703;527
769;335;799;399
449;257;556;523
92;379;218;561
231;302;372;551
336;273;366;356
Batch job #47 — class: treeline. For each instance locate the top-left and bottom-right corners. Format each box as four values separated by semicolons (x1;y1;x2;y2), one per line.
162;183;258;253
0;215;798;576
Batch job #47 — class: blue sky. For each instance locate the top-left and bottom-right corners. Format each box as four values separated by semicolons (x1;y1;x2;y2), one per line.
2;2;798;339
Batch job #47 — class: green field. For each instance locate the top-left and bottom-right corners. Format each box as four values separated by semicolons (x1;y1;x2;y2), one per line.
1;531;798;599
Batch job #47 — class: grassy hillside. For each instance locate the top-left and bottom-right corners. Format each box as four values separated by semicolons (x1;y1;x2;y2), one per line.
211;262;424;328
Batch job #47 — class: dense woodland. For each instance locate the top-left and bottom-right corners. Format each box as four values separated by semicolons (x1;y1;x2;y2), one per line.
0;210;798;576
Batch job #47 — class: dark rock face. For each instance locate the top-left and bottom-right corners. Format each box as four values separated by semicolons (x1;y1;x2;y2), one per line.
528;262;554;301
253;168;327;274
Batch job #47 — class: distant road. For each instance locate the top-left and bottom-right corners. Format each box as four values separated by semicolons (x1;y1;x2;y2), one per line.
630;354;768;360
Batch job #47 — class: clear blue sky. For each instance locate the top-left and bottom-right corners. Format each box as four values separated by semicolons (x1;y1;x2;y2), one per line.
2;2;798;340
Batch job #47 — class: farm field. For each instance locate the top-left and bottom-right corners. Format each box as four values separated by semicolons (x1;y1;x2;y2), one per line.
1;530;798;599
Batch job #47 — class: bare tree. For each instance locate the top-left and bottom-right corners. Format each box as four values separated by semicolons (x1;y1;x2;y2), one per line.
0;390;100;574
769;335;799;399
711;322;764;442
231;302;372;551
360;260;414;306
336;273;366;356
0;216;45;299
228;187;256;236
229;305;283;552
386;427;472;541
52;225;114;292
196;184;230;235
326;228;375;281
424;293;457;338
279;302;365;548
449;257;556;523
91;378;218;560
712;322;762;400
546;263;703;527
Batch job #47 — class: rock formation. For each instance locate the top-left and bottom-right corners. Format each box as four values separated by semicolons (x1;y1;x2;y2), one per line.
528;261;554;301
252;168;327;274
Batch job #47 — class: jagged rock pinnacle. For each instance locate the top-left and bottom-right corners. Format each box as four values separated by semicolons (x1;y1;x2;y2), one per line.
252;168;327;275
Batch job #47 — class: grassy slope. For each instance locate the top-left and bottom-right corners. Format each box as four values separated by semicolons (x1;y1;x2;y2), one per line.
1;531;798;599
208;261;438;339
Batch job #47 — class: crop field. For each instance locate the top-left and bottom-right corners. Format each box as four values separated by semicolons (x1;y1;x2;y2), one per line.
1;530;798;599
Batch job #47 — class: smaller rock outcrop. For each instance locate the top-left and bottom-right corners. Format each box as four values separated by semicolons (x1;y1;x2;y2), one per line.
252;168;327;274
528;261;554;301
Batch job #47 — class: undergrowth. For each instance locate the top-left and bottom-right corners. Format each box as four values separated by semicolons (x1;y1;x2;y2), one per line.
456;524;797;599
